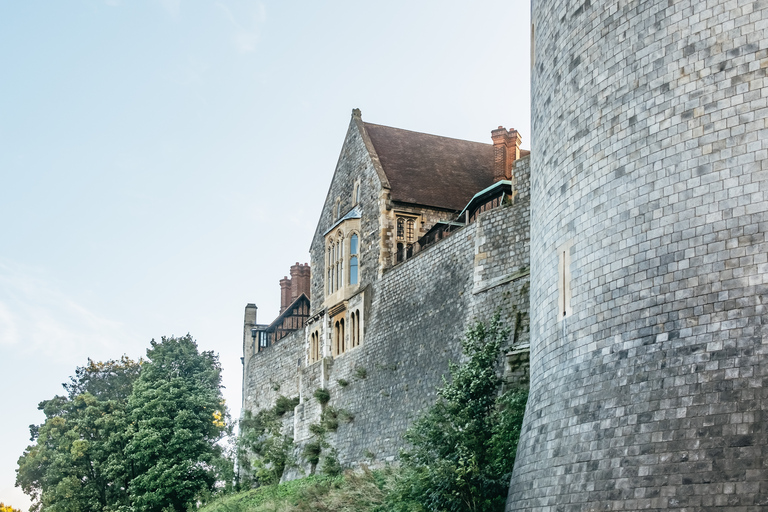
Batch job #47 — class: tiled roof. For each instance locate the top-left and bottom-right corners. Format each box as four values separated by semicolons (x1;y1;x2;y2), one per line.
364;122;497;211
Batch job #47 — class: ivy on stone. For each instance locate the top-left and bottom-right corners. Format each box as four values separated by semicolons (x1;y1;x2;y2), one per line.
397;314;528;512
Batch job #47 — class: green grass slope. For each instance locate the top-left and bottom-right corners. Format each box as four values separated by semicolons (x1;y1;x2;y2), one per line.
200;468;422;512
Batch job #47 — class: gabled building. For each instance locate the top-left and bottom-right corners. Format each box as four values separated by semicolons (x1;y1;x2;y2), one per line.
305;110;527;355
241;109;531;475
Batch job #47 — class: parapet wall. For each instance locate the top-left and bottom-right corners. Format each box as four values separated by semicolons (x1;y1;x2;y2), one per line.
243;192;531;473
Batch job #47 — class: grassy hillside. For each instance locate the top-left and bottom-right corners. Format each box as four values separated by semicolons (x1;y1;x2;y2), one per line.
200;467;421;512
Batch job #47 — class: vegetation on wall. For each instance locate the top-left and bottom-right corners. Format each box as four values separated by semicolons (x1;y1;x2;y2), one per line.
274;395;300;416
237;408;295;487
16;335;230;512
313;388;331;405
395;314;528;512
208;314;528;512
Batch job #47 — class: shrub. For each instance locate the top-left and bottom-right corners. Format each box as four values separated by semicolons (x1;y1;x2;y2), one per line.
320;449;343;477
323;416;339;432
274;395;300;416
319;407;342;432
313;388;331;405
303;441;323;466
309;423;326;436
337;408;354;423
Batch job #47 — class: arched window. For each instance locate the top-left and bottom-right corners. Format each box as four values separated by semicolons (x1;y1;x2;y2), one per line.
327;233;347;296
356;310;361;347
352;182;360;204
325;225;361;296
334;320;340;356
349;234;359;285
309;331;319;363
349;310;361;348
397;218;405;239
333;318;346;356
327;243;334;295
315;331;323;362
336;232;344;290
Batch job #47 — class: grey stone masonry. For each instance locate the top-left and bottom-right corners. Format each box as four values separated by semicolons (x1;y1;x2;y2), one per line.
308;114;385;308
508;1;768;510
243;197;531;475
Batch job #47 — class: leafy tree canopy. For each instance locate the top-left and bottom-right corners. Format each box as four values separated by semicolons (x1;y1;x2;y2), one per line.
63;356;142;401
126;335;229;512
16;357;141;512
17;335;231;512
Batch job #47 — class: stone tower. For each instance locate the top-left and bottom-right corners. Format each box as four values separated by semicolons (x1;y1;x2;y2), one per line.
509;1;768;510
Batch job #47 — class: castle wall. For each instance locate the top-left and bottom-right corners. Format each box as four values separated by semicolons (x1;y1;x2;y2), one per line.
509;1;768;510
242;328;304;413
244;194;531;474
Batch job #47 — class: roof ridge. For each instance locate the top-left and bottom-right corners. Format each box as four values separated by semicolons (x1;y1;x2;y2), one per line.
362;121;492;147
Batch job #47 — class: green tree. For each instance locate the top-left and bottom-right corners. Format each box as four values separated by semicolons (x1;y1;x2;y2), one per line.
16;357;141;512
397;315;528;512
125;335;228;512
63;356;142;401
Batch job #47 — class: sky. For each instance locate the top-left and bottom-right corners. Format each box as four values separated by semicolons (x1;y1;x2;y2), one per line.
0;1;530;509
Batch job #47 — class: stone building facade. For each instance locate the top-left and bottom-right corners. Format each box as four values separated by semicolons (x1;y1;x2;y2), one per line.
241;110;532;473
507;0;768;510
240;0;768;507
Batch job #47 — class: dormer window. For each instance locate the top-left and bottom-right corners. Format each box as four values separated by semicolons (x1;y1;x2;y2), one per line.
396;217;415;242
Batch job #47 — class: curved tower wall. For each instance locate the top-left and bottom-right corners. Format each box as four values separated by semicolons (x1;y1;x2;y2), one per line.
510;0;768;510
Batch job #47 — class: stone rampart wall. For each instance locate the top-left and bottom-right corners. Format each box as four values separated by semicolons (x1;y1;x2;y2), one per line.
244;199;531;474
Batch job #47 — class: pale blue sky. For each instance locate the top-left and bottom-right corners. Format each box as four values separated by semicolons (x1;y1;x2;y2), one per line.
0;1;530;509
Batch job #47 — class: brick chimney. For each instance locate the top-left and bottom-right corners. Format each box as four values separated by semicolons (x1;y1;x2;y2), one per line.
290;262;311;301
299;263;311;300
279;276;291;314
491;126;522;182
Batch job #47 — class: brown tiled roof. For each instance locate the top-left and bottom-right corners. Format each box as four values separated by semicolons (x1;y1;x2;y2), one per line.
364;122;497;211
